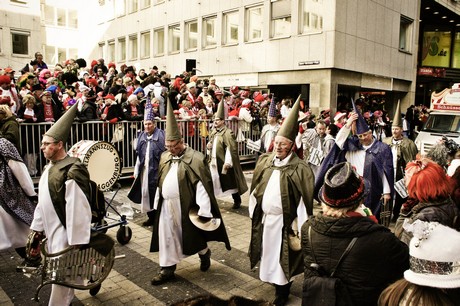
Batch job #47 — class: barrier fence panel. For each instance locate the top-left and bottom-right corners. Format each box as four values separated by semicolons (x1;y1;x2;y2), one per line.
19;118;264;182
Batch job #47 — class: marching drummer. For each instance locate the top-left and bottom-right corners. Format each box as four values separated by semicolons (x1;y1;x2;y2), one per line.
30;104;93;306
128;98;166;226
149;101;231;285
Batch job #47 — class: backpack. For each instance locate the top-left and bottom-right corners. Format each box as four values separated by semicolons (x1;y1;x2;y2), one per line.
302;226;357;306
88;180;107;224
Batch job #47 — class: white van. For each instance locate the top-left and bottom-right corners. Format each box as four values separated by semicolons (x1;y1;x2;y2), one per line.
415;84;460;155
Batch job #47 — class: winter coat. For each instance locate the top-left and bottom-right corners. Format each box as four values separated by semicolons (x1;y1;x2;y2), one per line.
301;214;409;306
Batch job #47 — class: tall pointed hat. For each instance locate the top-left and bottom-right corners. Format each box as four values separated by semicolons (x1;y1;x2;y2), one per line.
277;95;301;142
165;97;182;141
352;98;370;134
392;100;402;127
44;104;77;143
268;95;277;118
144;96;154;121
214;99;225;120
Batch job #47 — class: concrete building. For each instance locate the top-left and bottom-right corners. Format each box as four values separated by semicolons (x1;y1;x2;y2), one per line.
1;0;460;114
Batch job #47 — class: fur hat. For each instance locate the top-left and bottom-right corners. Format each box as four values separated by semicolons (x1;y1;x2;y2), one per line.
404;220;460;288
319;162;365;207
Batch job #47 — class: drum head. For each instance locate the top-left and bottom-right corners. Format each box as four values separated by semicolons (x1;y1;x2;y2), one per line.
68;141;121;191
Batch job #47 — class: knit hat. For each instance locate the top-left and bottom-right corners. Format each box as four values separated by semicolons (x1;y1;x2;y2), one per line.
318;162;365;207
144;97;154;121
186;82;196;89
276;95;301;142
166;97;181;141
352;98;370;134
334;112;346;122
44;104;77;143
0;75;11;85
392;100;402;127
268;96;277;118
214;100;225;120
404;220;460;288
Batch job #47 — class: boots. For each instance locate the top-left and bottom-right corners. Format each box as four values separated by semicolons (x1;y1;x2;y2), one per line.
199;249;211;271
151;265;176;285
142;211;155;227
272;282;292;306
232;193;242;209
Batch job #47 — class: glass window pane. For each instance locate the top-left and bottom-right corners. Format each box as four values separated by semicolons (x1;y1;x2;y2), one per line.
246;6;263;42
108;41;115;62
300;0;324;34
12;32;29;55
69;10;78;28
185;20;198;50
169;24;180;53
141;0;151;9
203;16;217;47
45;45;55;65
118;38;126;61
57;8;66;27
154;28;164;55
99;43;105;61
57;48;66;64
44;5;54;25
129;35;138;59
141;32;150;58
223;11;238;45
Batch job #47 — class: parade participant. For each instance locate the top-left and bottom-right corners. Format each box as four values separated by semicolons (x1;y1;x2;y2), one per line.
258;96;280;153
0;104;20;151
128;100;165;226
383;101;417;222
394;158;460;245
296;119;327;178
316;100;394;221
149;102;231;286
249;96;314;306
0;137;37;262
207;100;248;209
302;162;409;306
30;105;93;305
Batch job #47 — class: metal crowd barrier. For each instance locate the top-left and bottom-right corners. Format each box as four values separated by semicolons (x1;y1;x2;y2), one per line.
19;118;263;181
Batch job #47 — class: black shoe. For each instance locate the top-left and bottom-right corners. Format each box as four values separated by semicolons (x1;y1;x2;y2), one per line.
272;295;289;306
232;202;241;209
142;218;154;227
151;269;175;285
199;249;211;272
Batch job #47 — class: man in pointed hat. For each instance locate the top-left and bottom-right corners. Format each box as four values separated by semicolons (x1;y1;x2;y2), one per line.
258;95;280;153
383;100;417;221
128;98;166;226
149;101;231;286
249;95;314;306
30;104;93;305
206;100;248;209
315;99;394;222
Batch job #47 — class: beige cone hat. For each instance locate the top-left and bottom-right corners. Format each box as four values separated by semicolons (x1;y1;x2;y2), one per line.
277;95;301;142
392;100;402;127
165;97;182;141
44;104;77;143
214;99;225;120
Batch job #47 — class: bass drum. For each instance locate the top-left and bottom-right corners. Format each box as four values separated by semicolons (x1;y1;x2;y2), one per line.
68;140;121;191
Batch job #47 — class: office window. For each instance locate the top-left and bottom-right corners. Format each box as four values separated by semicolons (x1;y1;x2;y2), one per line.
115;0;126;17
300;0;323;34
246;6;263;42
44;5;54;25
57;8;66;27
399;15;413;52
69;10;78;28
154;28;164;56
128;0;138;13
141;31;150;58
140;0;151;9
271;0;291;38
11;31;29;55
58;48;66;64
108;40;115;62
223;11;239;45
169;24;180;53
129;35;138;60
99;43;105;61
203;16;217;48
45;45;56;64
69;48;78;61
185;20;198;51
118;37;126;61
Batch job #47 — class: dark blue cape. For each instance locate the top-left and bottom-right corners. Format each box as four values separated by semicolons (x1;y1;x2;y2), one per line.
314;136;394;219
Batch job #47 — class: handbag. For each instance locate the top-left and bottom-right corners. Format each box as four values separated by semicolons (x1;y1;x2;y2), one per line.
111;123;125;144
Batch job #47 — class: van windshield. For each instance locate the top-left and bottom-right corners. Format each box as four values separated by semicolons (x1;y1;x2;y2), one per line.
423;114;460;133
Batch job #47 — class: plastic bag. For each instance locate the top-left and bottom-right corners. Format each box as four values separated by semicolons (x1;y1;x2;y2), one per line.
119;203;134;220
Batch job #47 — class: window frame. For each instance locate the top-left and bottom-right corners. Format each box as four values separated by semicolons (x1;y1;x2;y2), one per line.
399;15;414;53
245;5;263;43
223;10;239;46
11;30;30;56
140;31;151;58
168;24;181;54
117;37;126;62
202;15;217;48
299;0;323;35
108;40;115;62
185;19;198;51
154;27;165;56
129;34;138;60
271;0;291;39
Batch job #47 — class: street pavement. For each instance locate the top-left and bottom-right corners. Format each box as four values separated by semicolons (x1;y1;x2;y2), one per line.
0;169;322;306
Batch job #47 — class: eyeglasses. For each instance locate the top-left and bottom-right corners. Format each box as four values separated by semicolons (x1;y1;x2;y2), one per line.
357;132;372;139
41;141;58;146
165;141;181;150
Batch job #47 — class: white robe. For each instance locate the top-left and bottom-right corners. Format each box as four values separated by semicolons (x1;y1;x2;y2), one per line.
210;135;238;197
0;160;36;250
30;163;92;306
133;136;154;214
153;161;212;267
249;154;308;285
